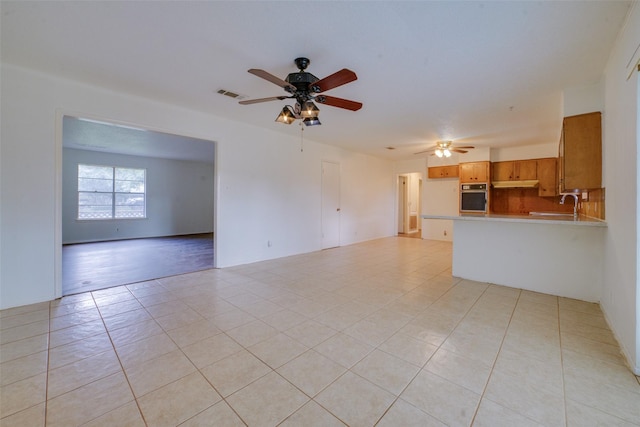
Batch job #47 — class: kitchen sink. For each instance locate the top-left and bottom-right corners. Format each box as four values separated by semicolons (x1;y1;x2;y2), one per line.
529;212;575;217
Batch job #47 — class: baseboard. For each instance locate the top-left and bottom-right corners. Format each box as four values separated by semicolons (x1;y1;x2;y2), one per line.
601;306;639;376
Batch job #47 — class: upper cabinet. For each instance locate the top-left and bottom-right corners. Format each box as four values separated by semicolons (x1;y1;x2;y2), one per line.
560;112;602;192
459;161;490;183
428;165;459;179
536;157;557;197
492;160;537;181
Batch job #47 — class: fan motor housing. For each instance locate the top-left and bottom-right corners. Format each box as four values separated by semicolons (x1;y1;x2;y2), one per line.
285;72;319;92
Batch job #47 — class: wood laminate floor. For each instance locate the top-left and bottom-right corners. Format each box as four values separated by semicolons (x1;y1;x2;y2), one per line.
398;230;422;239
62;233;214;295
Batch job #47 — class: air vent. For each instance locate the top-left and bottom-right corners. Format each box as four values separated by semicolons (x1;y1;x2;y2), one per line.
217;89;245;100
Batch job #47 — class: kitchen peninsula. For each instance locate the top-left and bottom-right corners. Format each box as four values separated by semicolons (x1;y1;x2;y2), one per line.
422;213;606;302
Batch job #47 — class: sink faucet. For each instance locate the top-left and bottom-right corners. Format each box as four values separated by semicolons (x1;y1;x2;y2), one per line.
560;193;579;217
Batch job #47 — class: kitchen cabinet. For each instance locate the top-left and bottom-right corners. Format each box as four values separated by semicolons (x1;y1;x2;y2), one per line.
492;160;537;181
460;161;490;183
428;165;459;179
537;157;557;197
560;112;601;191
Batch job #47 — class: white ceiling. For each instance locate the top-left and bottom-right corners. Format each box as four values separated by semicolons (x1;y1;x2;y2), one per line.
62;116;215;164
1;1;632;160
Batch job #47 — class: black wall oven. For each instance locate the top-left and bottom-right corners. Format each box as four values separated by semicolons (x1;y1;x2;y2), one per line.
460;183;487;213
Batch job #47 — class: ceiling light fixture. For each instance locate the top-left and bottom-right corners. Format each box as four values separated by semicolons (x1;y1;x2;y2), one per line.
303;116;321;126
434;148;452;158
275;106;297;125
300;101;320;118
275;101;322;126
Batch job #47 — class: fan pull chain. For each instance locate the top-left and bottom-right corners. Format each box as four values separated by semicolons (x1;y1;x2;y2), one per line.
300;122;304;152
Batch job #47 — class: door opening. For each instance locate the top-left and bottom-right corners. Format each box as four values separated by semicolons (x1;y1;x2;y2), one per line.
59;115;216;296
398;176;407;234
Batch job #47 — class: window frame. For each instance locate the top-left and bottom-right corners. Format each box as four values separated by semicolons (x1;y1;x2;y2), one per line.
77;164;147;221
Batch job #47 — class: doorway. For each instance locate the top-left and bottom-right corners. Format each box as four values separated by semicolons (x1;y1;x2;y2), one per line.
397;173;422;237
398;176;407;234
60;115;216;295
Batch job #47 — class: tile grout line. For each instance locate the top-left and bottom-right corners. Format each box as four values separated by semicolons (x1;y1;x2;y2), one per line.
558;297;569;427
91;289;150;427
198;269;441;426
467;286;522;427
371;278;488;426
132;281;251;426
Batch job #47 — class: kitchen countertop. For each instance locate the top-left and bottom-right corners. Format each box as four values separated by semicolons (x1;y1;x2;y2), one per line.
421;213;607;227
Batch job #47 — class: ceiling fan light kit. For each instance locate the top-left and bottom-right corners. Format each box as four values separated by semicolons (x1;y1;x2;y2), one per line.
303;117;321;126
300;100;320;119
414;140;475;156
435;148;452;158
241;57;362;126
275;106;297;124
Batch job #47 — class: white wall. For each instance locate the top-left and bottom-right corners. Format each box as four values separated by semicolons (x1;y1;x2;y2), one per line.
600;2;639;374
0;64;395;309
490;142;559;162
62;148;214;243
453;220;605;302
563;80;605;118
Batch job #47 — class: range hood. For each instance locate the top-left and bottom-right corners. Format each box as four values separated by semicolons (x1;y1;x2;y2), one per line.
491;180;539;189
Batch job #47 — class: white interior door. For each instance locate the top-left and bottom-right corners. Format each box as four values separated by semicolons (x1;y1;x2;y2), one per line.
321;161;340;249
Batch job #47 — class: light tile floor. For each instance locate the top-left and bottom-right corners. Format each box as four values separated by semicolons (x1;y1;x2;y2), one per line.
1;237;639;426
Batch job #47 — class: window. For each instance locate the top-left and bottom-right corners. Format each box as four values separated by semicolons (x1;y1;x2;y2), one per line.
78;164;146;220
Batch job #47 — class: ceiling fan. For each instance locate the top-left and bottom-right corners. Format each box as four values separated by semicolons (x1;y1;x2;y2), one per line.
239;57;362;126
414;141;475;157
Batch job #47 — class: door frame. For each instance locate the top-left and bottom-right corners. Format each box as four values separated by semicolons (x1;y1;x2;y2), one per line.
54;109;218;298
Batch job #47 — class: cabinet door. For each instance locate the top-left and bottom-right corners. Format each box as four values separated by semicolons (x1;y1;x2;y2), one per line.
428;166;443;179
537;158;557;197
461;162;489;182
459;163;474;182
474;162;489;182
493;160;536;181
492;162;514;181
444;165;459;178
515;160;537;180
562;112;601;191
428;165;459;179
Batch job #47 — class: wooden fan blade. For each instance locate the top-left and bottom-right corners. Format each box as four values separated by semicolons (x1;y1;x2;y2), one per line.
248;69;296;93
310;69;357;93
413;146;438;155
315;95;362;111
239;96;288;105
454;146;475;149
452;149;468;154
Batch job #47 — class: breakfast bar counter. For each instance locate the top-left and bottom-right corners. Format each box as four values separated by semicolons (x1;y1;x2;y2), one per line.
421;214;607;301
422;213;607;226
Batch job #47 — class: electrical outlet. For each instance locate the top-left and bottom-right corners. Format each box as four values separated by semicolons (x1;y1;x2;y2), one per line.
267;240;272;247
444;230;447;236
